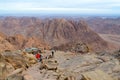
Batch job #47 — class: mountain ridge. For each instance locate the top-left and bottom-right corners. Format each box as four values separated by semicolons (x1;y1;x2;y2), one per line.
0;17;111;51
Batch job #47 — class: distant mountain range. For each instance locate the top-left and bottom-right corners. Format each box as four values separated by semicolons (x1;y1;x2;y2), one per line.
0;17;114;51
86;17;120;34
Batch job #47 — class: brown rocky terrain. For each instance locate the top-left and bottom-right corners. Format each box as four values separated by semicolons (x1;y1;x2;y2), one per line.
0;51;37;80
22;51;120;80
0;32;49;51
99;34;120;46
0;16;120;80
6;34;50;50
1;50;120;80
83;17;120;50
53;42;89;53
86;17;120;35
0;17;110;51
0;32;15;52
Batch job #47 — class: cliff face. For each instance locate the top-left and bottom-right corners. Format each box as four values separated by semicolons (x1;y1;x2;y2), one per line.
0;17;109;51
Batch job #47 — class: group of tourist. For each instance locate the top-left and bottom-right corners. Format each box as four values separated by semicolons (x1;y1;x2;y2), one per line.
35;50;55;62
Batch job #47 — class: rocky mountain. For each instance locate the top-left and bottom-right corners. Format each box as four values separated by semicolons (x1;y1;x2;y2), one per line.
0;17;110;51
86;17;120;34
0;32;49;51
6;34;49;50
0;32;15;52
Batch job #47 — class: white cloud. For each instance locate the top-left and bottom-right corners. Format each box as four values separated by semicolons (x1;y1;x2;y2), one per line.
1;0;120;8
0;0;120;9
0;0;120;15
2;7;116;14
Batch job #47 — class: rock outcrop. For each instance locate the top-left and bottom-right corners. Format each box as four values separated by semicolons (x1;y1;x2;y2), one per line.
0;33;15;52
55;51;120;80
82;70;115;80
0;51;37;80
6;34;50;50
40;59;58;71
53;42;89;53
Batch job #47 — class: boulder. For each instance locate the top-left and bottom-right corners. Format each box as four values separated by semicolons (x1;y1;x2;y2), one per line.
6;74;24;80
57;70;76;80
0;53;8;80
0;62;8;80
112;50;120;61
3;53;28;69
0;51;37;79
22;52;37;65
23;74;34;80
74;42;89;53
40;59;58;71
6;62;15;74
7;68;23;77
81;70;115;80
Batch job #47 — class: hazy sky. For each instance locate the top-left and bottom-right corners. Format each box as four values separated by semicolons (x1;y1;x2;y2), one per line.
0;0;120;16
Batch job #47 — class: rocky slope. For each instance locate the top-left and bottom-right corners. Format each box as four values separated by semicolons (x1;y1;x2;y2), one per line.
86;17;120;34
0;32;15;52
1;48;120;80
6;34;49;50
99;34;120;46
0;51;37;80
22;51;120;80
0;32;49;51
0;17;110;51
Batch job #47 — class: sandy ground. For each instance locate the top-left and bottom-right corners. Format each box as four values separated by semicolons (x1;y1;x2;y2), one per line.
99;34;120;45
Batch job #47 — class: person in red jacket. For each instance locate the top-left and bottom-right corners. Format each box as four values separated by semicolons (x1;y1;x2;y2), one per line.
35;53;40;59
35;53;42;62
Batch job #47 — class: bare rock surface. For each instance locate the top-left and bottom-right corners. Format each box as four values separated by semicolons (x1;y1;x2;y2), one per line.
82;69;115;80
22;51;120;80
1;50;120;80
0;51;37;80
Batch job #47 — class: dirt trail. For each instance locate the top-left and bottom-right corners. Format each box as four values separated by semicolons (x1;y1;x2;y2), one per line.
22;51;96;80
22;63;41;80
22;51;76;80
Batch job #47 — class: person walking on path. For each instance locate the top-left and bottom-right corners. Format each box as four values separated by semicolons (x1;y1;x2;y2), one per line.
51;50;55;58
